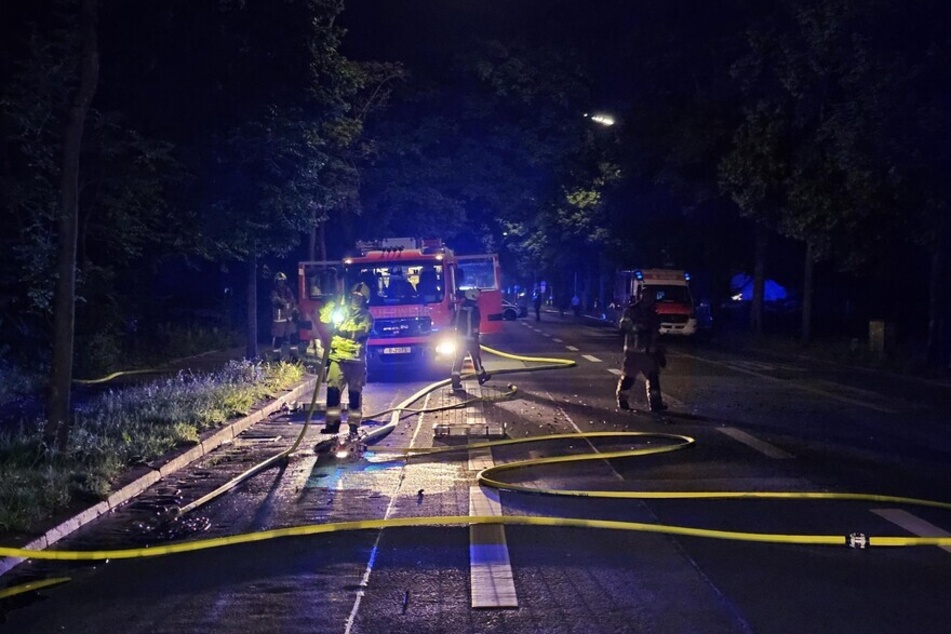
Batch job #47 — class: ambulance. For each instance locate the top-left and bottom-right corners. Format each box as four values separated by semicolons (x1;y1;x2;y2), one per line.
614;269;698;337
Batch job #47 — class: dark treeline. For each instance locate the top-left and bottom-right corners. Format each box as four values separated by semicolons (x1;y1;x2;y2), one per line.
1;0;949;408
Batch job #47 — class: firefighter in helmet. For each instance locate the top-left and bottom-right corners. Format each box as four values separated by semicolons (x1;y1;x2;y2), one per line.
270;271;299;359
616;286;668;413
316;282;375;437
450;288;490;391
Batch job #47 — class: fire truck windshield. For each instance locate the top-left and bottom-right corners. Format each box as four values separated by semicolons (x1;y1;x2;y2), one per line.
346;262;445;306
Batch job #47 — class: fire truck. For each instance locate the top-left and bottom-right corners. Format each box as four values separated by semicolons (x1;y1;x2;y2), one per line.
614;268;698;336
297;237;503;372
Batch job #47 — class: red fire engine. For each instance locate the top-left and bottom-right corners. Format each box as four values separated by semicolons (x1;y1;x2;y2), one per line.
297;237;502;372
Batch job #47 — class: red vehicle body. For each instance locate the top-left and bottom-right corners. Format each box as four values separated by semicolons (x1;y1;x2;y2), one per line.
297;238;502;371
614;268;698;336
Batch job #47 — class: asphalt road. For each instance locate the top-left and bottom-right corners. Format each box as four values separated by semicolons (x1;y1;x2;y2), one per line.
3;314;951;633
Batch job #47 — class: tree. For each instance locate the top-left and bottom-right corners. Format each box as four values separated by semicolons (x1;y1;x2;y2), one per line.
722;0;949;351
46;0;99;450
358;38;617;300
174;0;400;358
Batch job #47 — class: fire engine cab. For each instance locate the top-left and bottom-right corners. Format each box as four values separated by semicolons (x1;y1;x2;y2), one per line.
297;238;502;373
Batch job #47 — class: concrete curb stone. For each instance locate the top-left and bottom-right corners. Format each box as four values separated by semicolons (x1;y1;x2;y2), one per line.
0;376;317;579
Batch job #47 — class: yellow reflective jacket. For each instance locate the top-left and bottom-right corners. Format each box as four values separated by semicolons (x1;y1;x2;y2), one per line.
318;300;374;362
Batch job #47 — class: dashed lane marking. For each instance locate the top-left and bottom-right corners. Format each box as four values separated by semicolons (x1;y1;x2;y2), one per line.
582;354;602;363
552;338;563;343
677;352;897;414
872;509;951;555
717;427;794;459
566;345;580;351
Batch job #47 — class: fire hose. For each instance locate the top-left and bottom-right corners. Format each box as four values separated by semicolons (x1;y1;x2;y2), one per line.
3;344;951;600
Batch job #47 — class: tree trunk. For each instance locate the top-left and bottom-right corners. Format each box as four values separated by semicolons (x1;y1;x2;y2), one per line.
246;256;259;359
318;218;327;261
926;211;950;367
308;216;317;261
800;240;814;345
750;223;768;337
46;0;100;451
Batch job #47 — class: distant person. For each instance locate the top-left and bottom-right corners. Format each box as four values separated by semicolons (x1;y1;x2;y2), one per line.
616;287;668;413
316;283;375;438
571;293;582;317
450;289;490;391
270;272;299;360
533;292;542;321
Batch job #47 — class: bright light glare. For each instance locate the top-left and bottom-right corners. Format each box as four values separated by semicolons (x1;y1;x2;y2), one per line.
335;448;350;459
731;293;744;302
332;309;346;325
590;114;615;126
435;337;457;357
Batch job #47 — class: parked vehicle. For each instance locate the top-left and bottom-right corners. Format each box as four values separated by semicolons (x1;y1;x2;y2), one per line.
614;269;698;337
501;299;527;320
297;238;503;371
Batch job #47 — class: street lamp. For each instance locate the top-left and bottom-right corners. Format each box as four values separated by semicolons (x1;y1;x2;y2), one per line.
584;112;615;126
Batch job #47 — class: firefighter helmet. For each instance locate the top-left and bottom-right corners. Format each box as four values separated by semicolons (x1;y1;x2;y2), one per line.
464;288;481;301
350;282;371;302
274;272;287;282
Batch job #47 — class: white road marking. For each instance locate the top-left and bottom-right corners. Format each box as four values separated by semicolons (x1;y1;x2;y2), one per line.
465;391;518;607
872;508;951;555
717;427;794;459
678;352;897;413
544;391;624;482
608;368;622;376
552;338;563;343
469;486;518;607
566;345;580;351
582;354;602;363
345;392;433;633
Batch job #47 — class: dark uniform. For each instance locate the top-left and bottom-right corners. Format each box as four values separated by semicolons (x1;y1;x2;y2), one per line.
317;283;375;436
270;272;298;358
616;290;668;412
451;289;490;390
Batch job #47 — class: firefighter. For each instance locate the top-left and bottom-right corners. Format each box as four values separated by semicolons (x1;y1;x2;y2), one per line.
270;272;299;359
450;288;490;391
616;287;668;412
316;282;375;437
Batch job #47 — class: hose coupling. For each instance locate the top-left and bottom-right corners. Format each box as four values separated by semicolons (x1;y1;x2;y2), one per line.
847;533;868;549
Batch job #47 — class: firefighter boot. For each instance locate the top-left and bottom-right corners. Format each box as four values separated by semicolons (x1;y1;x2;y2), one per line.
478;371;491;385
347;391;362;438
320;388;342;433
616;375;634;410
646;374;668;412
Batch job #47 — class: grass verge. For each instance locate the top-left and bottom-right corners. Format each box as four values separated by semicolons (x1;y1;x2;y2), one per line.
0;359;304;536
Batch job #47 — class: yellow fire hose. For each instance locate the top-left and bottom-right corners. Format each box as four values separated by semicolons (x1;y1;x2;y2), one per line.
4;343;951;600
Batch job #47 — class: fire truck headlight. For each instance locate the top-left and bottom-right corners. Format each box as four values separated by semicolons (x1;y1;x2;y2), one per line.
435;337;457;357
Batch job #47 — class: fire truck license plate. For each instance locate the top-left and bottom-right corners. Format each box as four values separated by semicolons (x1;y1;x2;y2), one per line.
383;347;411;355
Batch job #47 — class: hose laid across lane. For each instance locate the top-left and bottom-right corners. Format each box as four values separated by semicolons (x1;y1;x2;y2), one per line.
5;343;951;582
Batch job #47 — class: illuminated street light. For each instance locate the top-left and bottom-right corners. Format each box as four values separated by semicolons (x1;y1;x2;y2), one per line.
584;112;615;126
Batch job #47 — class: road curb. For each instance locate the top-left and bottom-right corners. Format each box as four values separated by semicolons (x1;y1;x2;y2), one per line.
0;376;318;579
